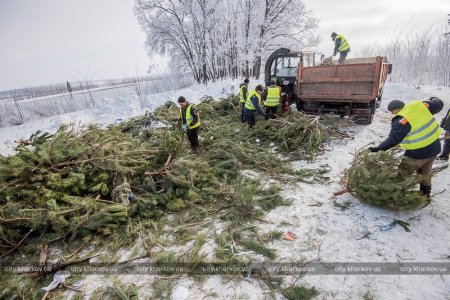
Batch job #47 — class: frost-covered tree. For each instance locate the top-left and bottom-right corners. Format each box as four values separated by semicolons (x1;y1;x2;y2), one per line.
134;0;318;82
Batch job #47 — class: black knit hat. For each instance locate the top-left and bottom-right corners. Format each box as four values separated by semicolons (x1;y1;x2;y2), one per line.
178;96;186;103
387;100;405;112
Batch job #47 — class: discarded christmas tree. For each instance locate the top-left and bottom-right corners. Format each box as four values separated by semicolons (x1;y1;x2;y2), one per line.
0;93;340;258
342;149;429;210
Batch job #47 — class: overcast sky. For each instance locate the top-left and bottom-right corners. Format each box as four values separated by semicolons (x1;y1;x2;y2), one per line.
303;0;449;56
0;0;151;91
0;0;448;91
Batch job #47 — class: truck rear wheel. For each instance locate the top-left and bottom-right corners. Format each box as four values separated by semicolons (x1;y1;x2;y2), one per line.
355;101;376;124
295;97;303;111
354;114;373;125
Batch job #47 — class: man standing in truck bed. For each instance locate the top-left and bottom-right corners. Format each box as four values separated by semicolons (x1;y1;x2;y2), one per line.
331;32;350;64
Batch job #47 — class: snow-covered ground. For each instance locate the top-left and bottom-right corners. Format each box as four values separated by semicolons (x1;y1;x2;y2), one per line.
1;80;449;299
0;78;240;156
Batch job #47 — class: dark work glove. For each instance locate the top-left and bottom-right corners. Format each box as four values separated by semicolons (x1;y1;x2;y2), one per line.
441;121;445;128
368;147;379;153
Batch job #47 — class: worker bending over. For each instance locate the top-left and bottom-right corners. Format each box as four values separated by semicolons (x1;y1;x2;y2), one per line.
369;97;444;197
244;85;267;129
331;32;350;64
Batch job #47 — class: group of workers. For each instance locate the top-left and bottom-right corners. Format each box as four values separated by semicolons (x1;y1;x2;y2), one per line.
178;92;449;199
177;79;284;153
177;31;448;199
239;79;283;128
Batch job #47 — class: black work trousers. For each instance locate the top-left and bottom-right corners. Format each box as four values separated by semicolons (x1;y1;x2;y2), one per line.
241;103;246;123
338;49;350;64
187;127;199;151
265;106;278;120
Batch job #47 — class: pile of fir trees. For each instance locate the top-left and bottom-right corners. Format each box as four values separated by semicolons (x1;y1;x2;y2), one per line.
344;149;429;210
0;94;338;257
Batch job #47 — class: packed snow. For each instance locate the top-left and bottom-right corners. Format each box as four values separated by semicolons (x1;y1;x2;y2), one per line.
1;80;449;299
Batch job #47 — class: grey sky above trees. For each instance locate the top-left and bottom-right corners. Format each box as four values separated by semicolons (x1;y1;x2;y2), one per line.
0;0;448;91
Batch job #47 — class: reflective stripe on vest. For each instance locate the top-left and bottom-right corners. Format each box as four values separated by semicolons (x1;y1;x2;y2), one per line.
337;34;350;52
265;86;280;107
245;90;261;110
396;101;441;150
180;104;201;129
239;85;247;103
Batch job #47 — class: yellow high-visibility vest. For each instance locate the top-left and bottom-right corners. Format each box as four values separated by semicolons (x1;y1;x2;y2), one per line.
265;86;280;107
239;85;248;103
245;90;261;110
396;101;441;150
180;104;201;129
337;34;350;52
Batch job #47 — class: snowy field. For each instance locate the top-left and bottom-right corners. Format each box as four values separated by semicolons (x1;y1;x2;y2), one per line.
1;81;449;299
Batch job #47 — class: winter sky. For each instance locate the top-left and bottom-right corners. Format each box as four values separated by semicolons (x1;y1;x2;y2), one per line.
0;0;448;91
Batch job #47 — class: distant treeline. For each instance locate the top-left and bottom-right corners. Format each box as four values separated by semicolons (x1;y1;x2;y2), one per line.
0;76;153;101
358;26;450;87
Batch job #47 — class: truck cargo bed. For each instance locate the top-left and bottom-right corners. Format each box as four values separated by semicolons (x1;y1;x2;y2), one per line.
296;56;391;124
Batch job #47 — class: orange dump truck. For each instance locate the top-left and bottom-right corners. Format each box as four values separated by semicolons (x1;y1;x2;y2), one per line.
296;56;392;124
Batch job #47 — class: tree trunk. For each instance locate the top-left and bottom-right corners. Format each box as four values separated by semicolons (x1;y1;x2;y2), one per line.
253;56;262;80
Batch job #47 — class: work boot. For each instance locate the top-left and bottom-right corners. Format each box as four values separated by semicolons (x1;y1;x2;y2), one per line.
419;184;431;198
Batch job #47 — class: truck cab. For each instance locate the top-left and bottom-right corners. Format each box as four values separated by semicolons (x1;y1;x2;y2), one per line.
264;48;323;110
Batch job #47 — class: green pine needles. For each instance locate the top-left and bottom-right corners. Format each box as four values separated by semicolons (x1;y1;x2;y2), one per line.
0;94;334;257
345;149;429;210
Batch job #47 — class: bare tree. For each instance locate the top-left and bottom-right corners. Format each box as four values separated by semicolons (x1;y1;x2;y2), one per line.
134;0;318;82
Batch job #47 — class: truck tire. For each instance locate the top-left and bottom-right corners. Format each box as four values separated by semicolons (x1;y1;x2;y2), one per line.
355;114;374;125
355;101;376;124
295;97;303;111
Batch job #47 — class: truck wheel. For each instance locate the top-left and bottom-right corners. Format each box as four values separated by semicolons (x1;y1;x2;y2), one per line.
295;98;303;111
355;114;374;125
370;100;377;114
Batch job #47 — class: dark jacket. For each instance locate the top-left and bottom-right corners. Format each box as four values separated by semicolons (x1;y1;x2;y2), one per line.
180;102;199;128
375;100;443;159
441;107;450;131
244;94;265;117
333;37;342;54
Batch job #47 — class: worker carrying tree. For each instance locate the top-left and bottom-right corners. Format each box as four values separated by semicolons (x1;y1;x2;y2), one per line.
244;85;267;129
263;80;281;119
178;96;201;153
437;105;450;162
331;32;350;64
239;78;249;123
369;97;444;198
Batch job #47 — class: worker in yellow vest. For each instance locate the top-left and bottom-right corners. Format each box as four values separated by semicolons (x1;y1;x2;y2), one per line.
239;78;249;123
244;85;267;129
369;98;444;197
331;32;350;64
178;96;201;153
263;80;281;120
